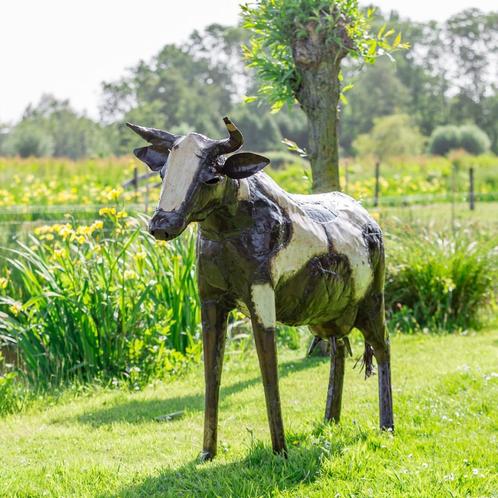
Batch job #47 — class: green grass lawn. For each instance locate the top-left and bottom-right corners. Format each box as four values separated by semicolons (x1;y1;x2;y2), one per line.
1;331;497;497
376;201;498;231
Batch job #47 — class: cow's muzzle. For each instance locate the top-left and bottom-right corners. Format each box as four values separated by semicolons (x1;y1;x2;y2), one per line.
149;209;186;241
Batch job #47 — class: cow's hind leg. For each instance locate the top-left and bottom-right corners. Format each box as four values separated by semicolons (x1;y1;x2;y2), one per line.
324;336;348;422
356;296;394;431
312;323;353;424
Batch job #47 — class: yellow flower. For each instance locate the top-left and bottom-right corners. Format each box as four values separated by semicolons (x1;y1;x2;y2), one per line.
124;270;137;280
0;277;8;290
76;235;86;245
9;302;22;317
91;220;104;231
134;251;147;262
106;187;123;201
60;225;74;240
116;210;128;219
76;225;93;236
99;207;117;217
34;225;51;236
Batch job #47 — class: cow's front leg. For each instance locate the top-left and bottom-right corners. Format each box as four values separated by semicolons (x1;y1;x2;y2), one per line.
200;299;229;462
250;284;287;457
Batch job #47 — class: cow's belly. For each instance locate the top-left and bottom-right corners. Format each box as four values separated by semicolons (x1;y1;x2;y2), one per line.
274;251;354;325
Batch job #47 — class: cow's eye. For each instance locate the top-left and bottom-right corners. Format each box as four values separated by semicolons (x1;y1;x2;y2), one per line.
203;176;222;186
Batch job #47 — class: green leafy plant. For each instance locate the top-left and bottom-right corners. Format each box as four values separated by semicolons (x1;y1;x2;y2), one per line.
386;227;497;332
242;1;408;111
0;369;26;415
0;210;201;388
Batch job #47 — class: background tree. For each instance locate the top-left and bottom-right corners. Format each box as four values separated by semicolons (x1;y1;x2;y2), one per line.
2;10;496;159
353;114;424;160
340;58;410;154
2;95;110;159
242;0;407;192
100;25;249;155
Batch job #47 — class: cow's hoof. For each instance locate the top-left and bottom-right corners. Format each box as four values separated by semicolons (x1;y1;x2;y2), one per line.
199;450;215;463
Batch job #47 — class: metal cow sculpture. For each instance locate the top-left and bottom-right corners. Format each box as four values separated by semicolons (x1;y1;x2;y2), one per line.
127;117;394;461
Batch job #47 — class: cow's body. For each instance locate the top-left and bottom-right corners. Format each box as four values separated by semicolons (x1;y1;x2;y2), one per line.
127;118;393;462
198;172;383;333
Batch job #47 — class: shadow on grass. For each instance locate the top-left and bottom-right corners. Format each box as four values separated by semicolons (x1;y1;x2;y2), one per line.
105;427;368;498
106;427;366;498
75;356;327;427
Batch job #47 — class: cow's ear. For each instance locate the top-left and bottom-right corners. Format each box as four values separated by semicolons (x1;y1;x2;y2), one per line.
133;145;170;171
221;152;270;179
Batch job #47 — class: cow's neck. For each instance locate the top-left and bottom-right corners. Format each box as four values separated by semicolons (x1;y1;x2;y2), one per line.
199;177;256;239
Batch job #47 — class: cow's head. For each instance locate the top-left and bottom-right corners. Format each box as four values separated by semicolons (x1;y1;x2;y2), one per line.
127;117;269;241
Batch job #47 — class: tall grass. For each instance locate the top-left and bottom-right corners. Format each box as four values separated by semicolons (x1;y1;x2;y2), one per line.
385;226;497;332
0;209;200;388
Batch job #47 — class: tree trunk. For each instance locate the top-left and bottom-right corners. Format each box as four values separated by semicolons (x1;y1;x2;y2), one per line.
299;67;341;193
292;23;344;193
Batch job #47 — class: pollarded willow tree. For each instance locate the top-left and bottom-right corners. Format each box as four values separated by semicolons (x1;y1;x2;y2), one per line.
242;0;407;192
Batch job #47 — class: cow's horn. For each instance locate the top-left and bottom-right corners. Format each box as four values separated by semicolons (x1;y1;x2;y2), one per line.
215;116;243;155
126;122;178;149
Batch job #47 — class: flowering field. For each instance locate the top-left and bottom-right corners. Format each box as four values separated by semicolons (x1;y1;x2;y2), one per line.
1;153;497;216
269;153;498;203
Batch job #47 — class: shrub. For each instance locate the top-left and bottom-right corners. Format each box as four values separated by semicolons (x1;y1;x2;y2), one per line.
429;124;490;156
0;210;200;388
459;124;491;155
386;228;497;333
428;125;461;156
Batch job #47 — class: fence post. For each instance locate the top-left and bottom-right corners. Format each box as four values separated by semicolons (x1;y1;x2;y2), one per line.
145;182;150;214
374;161;380;207
133;167;138;198
451;162;456;233
469;167;475;211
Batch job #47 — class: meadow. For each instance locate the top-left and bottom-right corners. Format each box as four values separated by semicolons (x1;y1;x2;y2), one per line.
0;330;497;497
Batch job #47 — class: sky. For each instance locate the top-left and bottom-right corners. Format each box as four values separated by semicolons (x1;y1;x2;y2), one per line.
0;0;495;124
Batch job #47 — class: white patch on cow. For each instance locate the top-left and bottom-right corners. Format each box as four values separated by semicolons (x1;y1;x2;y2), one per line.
258;174;373;301
158;134;205;212
324;194;374;299
251;283;276;329
237;178;251;201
